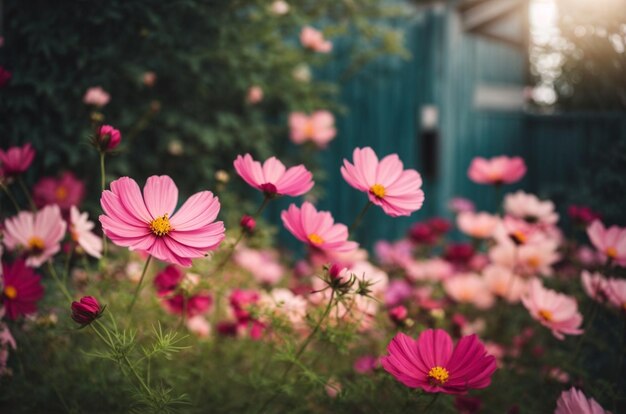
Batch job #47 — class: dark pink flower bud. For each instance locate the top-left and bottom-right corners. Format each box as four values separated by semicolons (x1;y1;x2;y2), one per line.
388;305;408;324
240;215;256;233
328;263;344;280
0;66;12;88
71;296;103;326
97;125;121;151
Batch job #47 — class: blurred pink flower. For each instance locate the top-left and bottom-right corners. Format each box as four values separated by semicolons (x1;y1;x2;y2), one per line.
325;378;342;398
504;191;558;226
300;26;332;53
154;265;212;317
457;211;499;239
142;71;157;87
281;202;358;253
234;246;284;285
230;289;260;322
586;220;626;265
521;279;583;340
1;260;44;319
83;86;110;107
0;66;11;88
34;171;85;212
246;86;263;104
341;147;425;217
381;329;497;394
467;155;526;185
162;294;212;317
233;153;313;197
384;279;412;307
406;258;453;282
289;111;336;147
448;197;475;214
444;243;475;266
260;288;307;327
605;277;626;310
270;0;290;15
353;355;379;374
581;270;609;302
482;265;527;303
408;222;437;245
443;274;495;309
186;315;211;338
555;387;608;414
388;305;408;324
568;205;601;226
69;206;103;259
100;175;225;267
375;239;413;268
4;205;66;267
516;239;560;276
0;143;35;177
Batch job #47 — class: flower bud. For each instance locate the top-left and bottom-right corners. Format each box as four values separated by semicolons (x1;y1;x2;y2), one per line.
388;305;408;324
71;296;103;326
96;125;121;151
240;215;256;233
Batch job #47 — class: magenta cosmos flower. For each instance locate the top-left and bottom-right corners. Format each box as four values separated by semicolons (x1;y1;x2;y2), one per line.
281;202;358;253
341;147;425;217
1;259;44;320
586;219;626;265
381;329;497;394
289;111;336;148
467;155;526;185
0;143;35;177
34;171;85;212
154;266;212;317
521;279;583;340
100;175;225;267
3;205;66;267
555;387;608;414
233;154;314;197
71;296;103;326
96;125;122;151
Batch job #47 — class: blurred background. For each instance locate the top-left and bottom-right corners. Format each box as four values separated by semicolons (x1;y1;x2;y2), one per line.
1;0;625;247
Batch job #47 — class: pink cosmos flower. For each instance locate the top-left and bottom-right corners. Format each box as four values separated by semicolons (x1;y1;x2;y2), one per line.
154;265;212;317
100;175;225;267
384;279;413;307
289;111;336;148
83;86;110;107
354;355;379;374
1;260;44;320
0;66;11;87
260;288;308;327
555;387;608;414
581;271;609;303
448;197;475;214
281;202;358;253
4;205;66;267
34;172;85;212
375;239;413;268
504;191;559;226
300;26;332;53
457;212;499;239
482;264;527;303
521;279;583;340
0;143;35;176
246;86;263;104
381;329;497;394
341;147;425;217
69;206;103;259
233;154;313;197
234;246;284;285
467;155;526;185
186;315;211;337
586;220;626;265
605;277;626;310
443;274;495;309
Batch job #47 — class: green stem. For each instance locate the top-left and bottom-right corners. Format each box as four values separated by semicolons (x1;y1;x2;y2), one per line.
348;201;372;234
17;176;36;212
127;255;153;313
0;184;21;212
47;262;73;303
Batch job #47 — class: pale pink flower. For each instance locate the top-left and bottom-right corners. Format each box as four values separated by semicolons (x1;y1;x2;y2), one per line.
100;175;225;267
83;86;110;107
281;202;358;253
605;277;626;310
517;239;560;276
289;111;336;147
246;86;263;104
482;265;527;303
443;274;495;309
555;387;609;414
341;147;425;217
261;288;307;327
0;143;35;176
581;270;609;302
457;211;499;239
186;315;211;338
467;155;526;185
405;258;454;282
448;197;475;214
325;378;342;398
586;220;626;265
375;239;413;268
3;205;66;267
234;246;284;285
69;206;103;259
233;154;313;197
521;279;583;340
142;71;157;87
300;26;332;53
504;191;558;226
270;0;290;14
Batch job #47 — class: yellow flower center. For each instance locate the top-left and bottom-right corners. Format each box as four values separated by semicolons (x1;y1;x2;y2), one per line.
150;214;172;236
55;185;68;201
527;256;541;269
307;233;324;246
538;309;553;321
28;236;45;253
3;286;17;300
428;366;449;385
606;247;618;259
511;230;527;244
369;184;386;199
